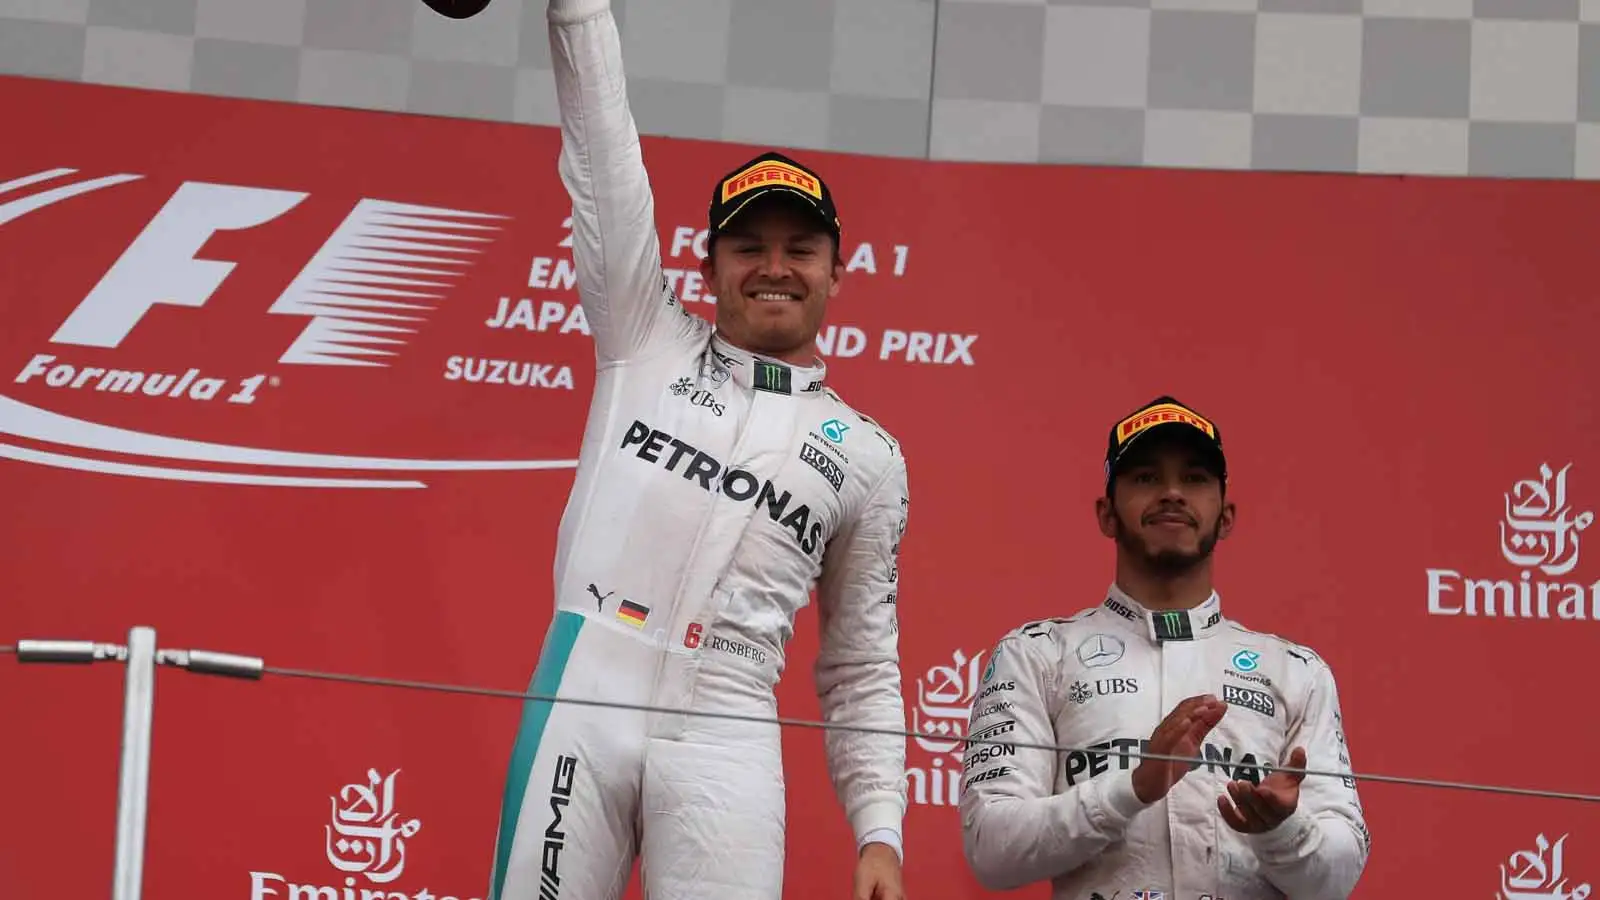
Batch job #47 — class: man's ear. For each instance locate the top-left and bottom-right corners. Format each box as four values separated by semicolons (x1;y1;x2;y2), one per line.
1218;498;1237;541
1095;495;1118;539
699;253;715;286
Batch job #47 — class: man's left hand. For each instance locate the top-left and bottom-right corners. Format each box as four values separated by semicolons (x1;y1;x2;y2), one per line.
1219;745;1307;834
854;842;905;900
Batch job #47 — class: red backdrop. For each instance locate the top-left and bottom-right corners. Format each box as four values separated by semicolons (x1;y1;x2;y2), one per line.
2;74;1598;900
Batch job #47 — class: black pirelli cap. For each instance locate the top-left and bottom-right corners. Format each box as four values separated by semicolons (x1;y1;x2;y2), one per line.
1105;396;1227;486
708;151;840;239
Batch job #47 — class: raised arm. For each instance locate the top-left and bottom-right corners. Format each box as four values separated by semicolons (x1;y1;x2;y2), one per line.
959;631;1148;891
1248;654;1372;899
813;455;911;861
547;0;700;363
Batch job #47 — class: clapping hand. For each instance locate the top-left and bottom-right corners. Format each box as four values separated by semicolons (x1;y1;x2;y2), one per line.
1131;695;1228;804
1219;745;1306;833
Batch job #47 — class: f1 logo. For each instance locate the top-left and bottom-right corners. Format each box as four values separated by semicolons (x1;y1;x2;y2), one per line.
48;181;505;367
51;183;307;350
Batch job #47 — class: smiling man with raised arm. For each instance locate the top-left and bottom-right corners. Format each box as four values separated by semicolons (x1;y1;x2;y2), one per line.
484;3;911;900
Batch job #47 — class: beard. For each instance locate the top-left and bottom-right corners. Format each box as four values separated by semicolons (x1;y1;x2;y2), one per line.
1113;510;1222;577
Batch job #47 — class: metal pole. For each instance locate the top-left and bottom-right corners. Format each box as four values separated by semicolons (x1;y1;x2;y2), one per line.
15;630;264;900
112;626;156;900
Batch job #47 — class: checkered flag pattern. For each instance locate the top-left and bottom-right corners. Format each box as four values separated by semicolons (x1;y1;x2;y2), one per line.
1;0;1596;177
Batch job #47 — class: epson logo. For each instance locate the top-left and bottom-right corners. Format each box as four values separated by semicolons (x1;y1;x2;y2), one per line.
964;743;1017;770
620;420;826;555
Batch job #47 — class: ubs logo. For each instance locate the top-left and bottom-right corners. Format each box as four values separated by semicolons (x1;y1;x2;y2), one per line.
1068;677;1139;704
687;390;724;416
1095;677;1138;695
669;377;724;416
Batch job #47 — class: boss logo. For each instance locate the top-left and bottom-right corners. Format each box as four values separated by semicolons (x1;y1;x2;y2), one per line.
1223;683;1276;718
799;442;844;491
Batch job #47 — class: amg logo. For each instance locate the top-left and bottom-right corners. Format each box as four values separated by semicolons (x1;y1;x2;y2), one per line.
542;755;578;899
621;420;826;555
1223;684;1276;718
799;442;844;491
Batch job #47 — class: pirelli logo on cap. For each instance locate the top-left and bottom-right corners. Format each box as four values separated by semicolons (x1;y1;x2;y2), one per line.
721;160;822;203
1116;403;1216;446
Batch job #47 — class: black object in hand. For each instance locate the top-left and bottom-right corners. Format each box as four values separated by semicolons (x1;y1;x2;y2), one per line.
419;0;493;19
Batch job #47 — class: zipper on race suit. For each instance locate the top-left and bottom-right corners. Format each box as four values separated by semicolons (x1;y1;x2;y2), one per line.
648;364;800;734
1162;640;1179;898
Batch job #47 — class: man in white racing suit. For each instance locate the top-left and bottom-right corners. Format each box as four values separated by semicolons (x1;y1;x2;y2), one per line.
960;397;1370;900
486;2;909;900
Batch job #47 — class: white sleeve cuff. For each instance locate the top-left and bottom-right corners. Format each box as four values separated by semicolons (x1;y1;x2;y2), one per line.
849;797;905;843
547;0;610;24
858;827;903;863
1246;807;1314;860
1091;767;1150;829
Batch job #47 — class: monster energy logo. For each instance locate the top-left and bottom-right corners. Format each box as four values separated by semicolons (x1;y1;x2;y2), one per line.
754;361;792;395
1153;610;1194;642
